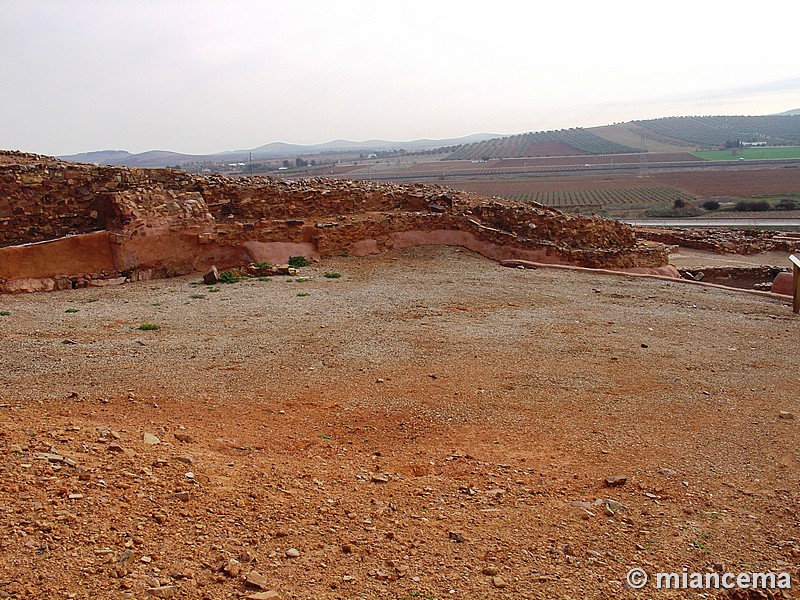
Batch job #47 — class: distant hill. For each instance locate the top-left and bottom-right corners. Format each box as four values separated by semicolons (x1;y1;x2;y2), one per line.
442;114;800;160
61;134;501;167
58;113;800;167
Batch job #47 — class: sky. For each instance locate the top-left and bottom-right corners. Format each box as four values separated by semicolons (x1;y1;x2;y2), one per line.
1;0;798;156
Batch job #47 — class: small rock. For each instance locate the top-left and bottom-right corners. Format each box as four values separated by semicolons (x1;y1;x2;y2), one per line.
246;593;280;600
371;473;389;483
107;443;124;453
174;490;190;502
448;531;465;543
224;558;242;577
246;570;269;590
174;433;193;443
147;586;177;598
779;411;794;420
203;266;219;285
604;474;627;487
492;576;508;589
143;433;160;445
656;468;677;477
284;548;300;558
482;565;498;576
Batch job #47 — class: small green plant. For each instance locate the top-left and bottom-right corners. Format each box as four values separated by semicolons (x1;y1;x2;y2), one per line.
86;298;99;303
0;311;10;317
318;434;331;440
691;539;709;551
137;323;160;331
253;262;271;268
323;272;342;279
218;271;239;284
294;277;309;283
288;256;311;268
208;287;221;293
65;308;79;313
151;302;161;307
258;277;272;282
189;294;206;299
296;292;310;297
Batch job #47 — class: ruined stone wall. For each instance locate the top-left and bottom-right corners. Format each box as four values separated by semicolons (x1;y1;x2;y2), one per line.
0;151;670;293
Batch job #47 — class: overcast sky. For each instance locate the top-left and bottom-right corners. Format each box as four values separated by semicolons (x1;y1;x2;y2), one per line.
2;0;798;156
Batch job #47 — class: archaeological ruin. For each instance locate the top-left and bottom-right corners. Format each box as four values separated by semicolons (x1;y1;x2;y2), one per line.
0;151;673;293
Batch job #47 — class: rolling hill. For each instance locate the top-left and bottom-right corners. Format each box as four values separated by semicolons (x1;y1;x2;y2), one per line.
444;115;800;160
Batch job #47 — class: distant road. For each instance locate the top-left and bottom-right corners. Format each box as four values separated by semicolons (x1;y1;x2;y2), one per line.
622;218;800;229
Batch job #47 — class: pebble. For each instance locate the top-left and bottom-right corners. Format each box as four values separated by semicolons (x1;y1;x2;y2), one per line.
246;570;269;590
779;411;794;420
604;474;627;487
371;473;389;483
147;586;177;598
247;593;280;600
492;576;508;588
448;531;465;543
284;548;300;558
143;433;161;445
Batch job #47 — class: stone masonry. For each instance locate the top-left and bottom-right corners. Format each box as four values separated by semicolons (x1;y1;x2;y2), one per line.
0;151;671;293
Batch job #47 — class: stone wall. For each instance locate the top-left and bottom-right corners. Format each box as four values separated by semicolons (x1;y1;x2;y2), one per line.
0;151;670;293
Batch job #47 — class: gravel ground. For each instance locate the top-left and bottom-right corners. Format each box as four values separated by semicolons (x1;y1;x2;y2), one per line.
0;246;798;599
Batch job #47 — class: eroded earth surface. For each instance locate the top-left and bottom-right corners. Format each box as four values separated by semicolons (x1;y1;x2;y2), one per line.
0;246;798;599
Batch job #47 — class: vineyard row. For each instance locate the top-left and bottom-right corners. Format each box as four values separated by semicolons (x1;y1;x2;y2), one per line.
501;187;696;208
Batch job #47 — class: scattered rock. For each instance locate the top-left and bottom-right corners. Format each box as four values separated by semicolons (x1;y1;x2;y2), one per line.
778;411;794;420
284;548;300;558
371;473;389;483
203;266;219;284
604;474;627;487
246;592;280;600
174;432;193;443
492;576;508;589
147;586;178;598
448;531;465;543
246;570;269;590
143;432;161;445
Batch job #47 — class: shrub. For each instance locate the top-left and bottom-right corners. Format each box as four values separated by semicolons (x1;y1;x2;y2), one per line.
701;200;720;211
776;198;798;210
65;308;79;313
218;271;239;284
0;311;10;316
288;256;311;268
324;272;342;279
673;198;686;209
734;200;771;212
138;323;160;331
253;262;271;268
296;292;310;297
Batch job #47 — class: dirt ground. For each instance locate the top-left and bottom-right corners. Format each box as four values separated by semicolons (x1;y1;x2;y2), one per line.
0;246;798;599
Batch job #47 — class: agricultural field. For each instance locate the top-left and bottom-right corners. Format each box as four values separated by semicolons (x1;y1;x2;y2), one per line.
441;167;800;218
499;187;694;210
692;146;800;161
